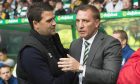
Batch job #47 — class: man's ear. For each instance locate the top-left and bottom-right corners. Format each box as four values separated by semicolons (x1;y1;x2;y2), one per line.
33;20;39;30
95;19;100;28
122;39;127;45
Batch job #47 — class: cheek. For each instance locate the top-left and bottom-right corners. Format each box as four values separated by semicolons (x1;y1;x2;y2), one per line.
86;24;94;31
41;24;49;31
8;74;11;77
87;25;96;34
0;56;4;59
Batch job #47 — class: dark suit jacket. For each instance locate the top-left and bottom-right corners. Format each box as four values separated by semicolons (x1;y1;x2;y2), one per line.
69;32;122;84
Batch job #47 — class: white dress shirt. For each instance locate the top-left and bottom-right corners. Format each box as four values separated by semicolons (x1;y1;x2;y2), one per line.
79;31;98;84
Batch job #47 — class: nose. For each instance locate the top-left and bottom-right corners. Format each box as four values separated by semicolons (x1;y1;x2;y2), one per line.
52;19;56;26
77;21;84;29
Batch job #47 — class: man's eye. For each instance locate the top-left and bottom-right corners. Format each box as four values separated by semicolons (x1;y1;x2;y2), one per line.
46;19;52;22
6;71;10;74
46;17;55;23
76;20;79;23
83;20;88;23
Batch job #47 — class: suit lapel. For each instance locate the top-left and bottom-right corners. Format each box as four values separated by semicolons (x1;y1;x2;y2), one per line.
77;39;83;62
73;38;83;62
86;32;104;65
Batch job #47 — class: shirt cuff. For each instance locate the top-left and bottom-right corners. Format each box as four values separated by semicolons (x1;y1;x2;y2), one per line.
79;65;86;77
82;65;86;77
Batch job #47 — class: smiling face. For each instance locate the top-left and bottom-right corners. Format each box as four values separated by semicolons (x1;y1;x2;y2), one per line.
33;11;56;36
76;9;100;40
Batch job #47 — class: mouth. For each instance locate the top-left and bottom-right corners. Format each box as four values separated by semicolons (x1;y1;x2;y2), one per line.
50;27;55;30
79;31;85;34
51;29;55;32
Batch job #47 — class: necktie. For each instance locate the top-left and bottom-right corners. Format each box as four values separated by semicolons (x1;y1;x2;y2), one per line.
83;41;90;65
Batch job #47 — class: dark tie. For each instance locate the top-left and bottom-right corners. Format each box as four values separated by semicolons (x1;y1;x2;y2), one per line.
83;41;90;65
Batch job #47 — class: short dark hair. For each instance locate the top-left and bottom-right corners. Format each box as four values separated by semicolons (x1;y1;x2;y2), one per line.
32;0;44;2
0;64;11;72
76;5;100;20
0;64;10;68
0;48;7;54
113;30;128;43
27;2;54;29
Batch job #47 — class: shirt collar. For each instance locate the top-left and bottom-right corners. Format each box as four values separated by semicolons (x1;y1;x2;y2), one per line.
83;31;98;44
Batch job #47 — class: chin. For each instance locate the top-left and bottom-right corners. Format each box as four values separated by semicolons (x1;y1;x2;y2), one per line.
52;32;56;35
80;35;86;39
80;35;89;40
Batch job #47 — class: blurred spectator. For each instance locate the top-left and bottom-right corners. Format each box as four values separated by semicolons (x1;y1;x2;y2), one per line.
0;1;2;19
0;64;18;84
88;0;105;12
69;0;84;13
1;1;11;19
102;0;110;6
139;0;140;9
0;48;15;67
1;0;17;19
117;48;140;84
49;0;56;8
32;0;49;3
55;1;66;15
122;0;132;11
133;0;139;9
105;0;123;12
15;0;29;18
32;0;43;2
43;0;49;4
88;0;95;5
0;0;139;19
7;0;16;10
112;30;134;66
133;0;140;10
27;0;32;5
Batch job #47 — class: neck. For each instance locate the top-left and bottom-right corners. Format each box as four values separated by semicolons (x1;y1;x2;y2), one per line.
122;44;126;48
4;80;8;84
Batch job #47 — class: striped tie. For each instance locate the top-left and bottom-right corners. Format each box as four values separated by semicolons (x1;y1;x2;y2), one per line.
83;41;90;65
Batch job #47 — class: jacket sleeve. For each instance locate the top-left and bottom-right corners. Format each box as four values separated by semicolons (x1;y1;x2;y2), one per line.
84;38;122;84
20;47;73;84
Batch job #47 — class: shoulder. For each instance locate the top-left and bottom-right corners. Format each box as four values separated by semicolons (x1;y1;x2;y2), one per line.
118;49;140;83
9;76;18;84
2;58;15;67
20;46;44;64
6;58;14;62
71;38;82;46
97;32;121;50
21;47;41;58
124;45;135;53
0;78;3;84
97;32;119;43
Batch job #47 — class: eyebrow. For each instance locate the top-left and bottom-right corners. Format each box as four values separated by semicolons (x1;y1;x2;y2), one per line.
46;16;55;22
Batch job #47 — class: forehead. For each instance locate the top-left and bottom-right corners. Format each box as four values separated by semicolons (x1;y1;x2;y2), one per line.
76;9;93;19
112;33;121;39
0;52;4;55
0;67;10;72
41;11;54;20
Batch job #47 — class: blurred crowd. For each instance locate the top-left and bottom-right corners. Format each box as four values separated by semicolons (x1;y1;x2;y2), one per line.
0;48;17;84
0;0;140;19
